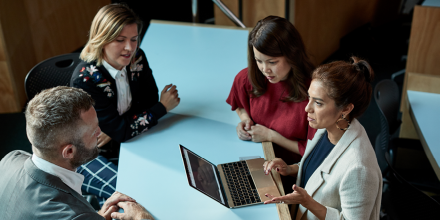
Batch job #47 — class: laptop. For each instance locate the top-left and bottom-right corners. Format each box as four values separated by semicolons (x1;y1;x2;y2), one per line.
179;144;281;208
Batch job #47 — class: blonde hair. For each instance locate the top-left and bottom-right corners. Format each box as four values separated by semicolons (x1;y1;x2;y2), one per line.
80;3;142;66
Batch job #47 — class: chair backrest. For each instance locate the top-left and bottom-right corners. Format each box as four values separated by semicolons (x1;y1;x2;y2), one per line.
25;53;81;101
373;79;400;175
384;151;440;219
374;79;400;134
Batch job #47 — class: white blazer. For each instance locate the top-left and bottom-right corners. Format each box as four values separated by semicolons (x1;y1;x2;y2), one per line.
294;119;382;220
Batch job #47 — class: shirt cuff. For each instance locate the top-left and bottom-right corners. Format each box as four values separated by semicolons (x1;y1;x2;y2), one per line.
149;102;167;119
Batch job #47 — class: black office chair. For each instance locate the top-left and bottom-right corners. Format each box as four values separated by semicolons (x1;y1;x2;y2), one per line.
25;53;103;210
383;151;440;220
25;53;81;101
374;79;440;193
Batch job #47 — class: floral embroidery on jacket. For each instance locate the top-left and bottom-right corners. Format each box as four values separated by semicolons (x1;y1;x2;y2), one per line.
78;65;113;97
131;64;143;72
130;111;153;136
130;55;143;81
96;81;114;98
79;65;103;83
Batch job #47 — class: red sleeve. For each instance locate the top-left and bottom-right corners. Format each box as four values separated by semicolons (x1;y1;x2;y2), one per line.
226;68;252;114
297;125;317;156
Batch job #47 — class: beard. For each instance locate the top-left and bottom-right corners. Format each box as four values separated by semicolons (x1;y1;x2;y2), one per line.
70;140;99;168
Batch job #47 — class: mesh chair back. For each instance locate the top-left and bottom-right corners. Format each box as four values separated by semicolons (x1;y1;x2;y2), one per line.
25;53;81;101
384;152;440;219
374;79;400;134
373;79;400;175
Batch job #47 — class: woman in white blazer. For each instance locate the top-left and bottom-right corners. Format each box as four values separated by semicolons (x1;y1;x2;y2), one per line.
263;57;382;220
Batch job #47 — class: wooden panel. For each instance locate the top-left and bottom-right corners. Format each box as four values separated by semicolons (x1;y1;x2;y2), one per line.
400;73;440;139
0;0;35;113
0;27;5;62
24;0;110;62
0;0;110;113
242;0;285;27
214;0;240;26
0;22;18;113
0;62;17;113
292;0;377;65
262;141;291;220
400;6;440;113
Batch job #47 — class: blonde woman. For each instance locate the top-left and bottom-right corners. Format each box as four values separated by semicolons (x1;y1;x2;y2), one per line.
71;3;180;206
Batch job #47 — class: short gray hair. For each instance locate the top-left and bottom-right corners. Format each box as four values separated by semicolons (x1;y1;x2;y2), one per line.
25;86;95;159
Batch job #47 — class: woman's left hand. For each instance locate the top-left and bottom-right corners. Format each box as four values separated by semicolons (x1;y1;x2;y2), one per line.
247;124;273;142
264;184;311;205
97;132;112;148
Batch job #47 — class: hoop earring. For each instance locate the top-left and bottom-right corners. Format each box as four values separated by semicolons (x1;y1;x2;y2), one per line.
336;114;351;131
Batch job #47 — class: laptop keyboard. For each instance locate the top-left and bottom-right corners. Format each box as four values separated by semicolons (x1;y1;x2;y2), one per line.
221;161;261;206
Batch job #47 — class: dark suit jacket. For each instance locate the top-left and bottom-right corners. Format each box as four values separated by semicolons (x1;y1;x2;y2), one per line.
71;49;167;143
0;150;104;220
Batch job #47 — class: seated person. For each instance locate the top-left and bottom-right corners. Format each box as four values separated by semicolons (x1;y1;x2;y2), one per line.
227;16;317;194
263;57;382;219
0;86;153;220
227;16;317;165
71;3;180;205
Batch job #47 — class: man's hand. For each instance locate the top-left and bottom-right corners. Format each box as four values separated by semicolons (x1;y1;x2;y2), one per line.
98;191;136;220
111;201;154;220
97;132;112;148
236;119;254;140
160;84;180;112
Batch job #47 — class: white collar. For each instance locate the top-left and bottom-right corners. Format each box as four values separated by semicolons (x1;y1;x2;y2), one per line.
103;60;127;79
31;154;84;195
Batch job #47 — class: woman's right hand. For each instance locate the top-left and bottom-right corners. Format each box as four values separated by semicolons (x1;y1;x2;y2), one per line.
263;158;298;177
236;119;254;141
160;84;180;112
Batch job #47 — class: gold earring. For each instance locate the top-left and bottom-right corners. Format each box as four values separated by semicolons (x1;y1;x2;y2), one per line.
336;114;350;131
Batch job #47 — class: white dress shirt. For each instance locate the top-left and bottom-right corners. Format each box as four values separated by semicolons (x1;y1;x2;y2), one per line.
31;154;84;195
103;60;132;115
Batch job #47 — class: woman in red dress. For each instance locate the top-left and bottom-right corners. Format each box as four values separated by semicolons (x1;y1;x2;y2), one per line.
227;16;316;167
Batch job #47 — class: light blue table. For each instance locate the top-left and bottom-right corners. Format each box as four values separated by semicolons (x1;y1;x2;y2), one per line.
407;90;440;180
423;0;440;7
116;21;281;220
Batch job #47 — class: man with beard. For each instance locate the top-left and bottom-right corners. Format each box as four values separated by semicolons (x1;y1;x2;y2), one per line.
0;86;153;220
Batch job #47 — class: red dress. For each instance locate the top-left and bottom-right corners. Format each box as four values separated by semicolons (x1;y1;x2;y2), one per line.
226;68;316;163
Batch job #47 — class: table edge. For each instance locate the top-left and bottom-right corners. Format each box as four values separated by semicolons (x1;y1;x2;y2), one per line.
406;91;440;180
262;141;292;220
151;19;253;31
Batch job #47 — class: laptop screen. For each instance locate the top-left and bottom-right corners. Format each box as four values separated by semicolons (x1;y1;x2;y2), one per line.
180;145;226;206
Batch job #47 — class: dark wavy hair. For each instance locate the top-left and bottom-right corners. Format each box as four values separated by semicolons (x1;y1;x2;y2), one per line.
248;16;314;102
312;56;375;120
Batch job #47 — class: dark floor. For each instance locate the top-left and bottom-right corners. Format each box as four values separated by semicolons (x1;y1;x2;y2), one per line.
0;113;32;158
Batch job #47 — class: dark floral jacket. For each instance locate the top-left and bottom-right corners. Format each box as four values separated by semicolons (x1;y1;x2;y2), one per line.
70;49;167;142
